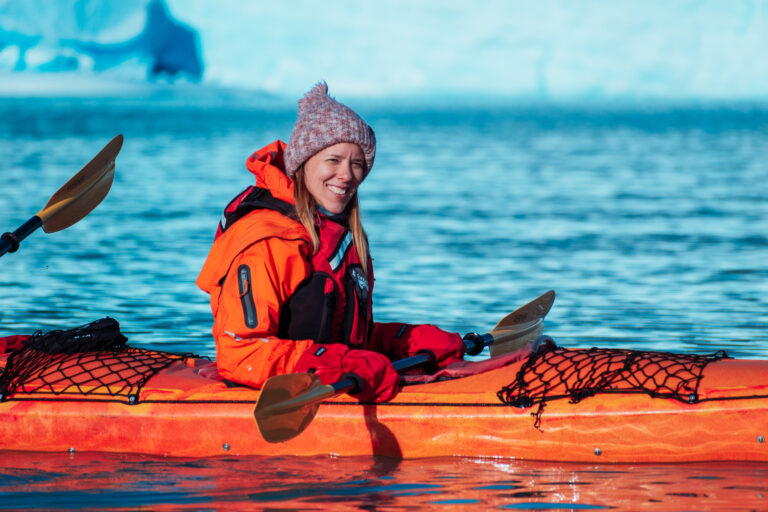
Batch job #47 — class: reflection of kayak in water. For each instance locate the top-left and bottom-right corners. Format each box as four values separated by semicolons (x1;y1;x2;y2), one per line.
1;320;766;463
2;450;764;511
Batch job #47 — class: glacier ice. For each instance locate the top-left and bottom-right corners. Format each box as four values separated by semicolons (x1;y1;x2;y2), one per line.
1;0;767;102
0;0;202;82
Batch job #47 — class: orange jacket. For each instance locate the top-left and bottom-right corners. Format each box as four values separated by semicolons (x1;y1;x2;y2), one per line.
197;141;317;388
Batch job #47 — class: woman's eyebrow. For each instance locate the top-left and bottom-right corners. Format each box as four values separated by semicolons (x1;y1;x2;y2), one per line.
327;153;363;162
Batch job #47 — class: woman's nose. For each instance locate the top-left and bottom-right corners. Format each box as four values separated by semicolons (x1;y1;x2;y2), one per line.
337;162;353;181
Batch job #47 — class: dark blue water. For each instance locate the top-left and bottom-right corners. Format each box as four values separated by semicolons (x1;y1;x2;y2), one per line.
1;96;767;509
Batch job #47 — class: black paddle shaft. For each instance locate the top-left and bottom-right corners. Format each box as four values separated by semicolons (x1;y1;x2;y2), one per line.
330;352;437;395
0;216;43;257
328;336;491;395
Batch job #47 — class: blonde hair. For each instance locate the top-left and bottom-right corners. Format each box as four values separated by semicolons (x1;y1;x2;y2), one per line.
293;165;370;275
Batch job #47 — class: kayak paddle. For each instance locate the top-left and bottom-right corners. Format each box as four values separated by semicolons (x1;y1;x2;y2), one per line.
254;290;555;443
0;134;123;258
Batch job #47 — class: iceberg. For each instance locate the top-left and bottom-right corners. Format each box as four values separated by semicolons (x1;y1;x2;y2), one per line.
0;0;202;82
1;0;767;102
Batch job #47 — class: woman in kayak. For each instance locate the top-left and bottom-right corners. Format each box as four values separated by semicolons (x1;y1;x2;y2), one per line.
197;82;464;402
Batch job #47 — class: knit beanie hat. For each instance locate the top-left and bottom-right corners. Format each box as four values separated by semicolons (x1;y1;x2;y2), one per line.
284;81;376;177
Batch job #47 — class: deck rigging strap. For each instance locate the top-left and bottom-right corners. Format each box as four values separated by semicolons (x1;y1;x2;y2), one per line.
497;343;729;428
0;317;201;404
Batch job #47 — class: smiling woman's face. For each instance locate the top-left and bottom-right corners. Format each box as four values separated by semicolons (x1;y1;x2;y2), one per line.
302;142;366;214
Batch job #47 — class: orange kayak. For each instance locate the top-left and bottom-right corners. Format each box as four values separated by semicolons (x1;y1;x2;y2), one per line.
1;343;767;463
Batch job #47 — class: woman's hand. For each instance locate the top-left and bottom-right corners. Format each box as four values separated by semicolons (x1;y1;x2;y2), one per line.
405;324;465;369
294;344;400;402
369;323;466;370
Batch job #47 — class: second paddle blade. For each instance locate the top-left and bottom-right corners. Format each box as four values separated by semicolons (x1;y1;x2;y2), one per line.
492;290;555;331
255;373;323;443
488;319;544;358
40;134;123;233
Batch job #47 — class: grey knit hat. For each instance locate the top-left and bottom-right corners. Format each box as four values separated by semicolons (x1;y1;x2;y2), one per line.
284;81;376;177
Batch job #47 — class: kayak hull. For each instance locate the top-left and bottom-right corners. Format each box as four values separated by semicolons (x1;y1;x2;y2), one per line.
2;353;768;462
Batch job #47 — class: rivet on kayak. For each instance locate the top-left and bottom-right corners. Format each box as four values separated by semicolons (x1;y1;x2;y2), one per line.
68;447;75;454
223;443;230;451
688;393;697;403
758;435;765;444
594;448;602;456
128;395;137;405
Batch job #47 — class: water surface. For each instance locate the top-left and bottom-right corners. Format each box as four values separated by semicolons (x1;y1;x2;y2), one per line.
1;96;767;509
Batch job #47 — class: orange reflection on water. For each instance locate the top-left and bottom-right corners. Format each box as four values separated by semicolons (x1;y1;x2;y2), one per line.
0;451;766;510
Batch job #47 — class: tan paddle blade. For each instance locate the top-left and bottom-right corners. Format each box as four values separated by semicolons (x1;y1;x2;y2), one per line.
37;134;123;233
489;290;555;357
254;373;335;443
488;319;544;357
492;290;555;332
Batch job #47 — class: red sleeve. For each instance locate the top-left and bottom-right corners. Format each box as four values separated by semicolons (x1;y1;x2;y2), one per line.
212;237;315;388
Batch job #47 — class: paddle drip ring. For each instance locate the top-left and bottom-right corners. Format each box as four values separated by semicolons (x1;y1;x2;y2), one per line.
1;232;20;252
497;344;729;428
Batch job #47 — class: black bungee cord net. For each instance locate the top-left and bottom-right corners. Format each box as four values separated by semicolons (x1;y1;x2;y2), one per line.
0;317;200;404
497;340;729;428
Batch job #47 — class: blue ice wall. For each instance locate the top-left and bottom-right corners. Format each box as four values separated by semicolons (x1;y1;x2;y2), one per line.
0;0;202;81
1;0;767;102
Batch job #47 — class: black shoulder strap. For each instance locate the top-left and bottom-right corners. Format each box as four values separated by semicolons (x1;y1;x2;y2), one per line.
222;187;296;234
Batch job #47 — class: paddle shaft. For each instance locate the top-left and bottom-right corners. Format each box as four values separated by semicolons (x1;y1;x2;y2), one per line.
0;216;43;257
258;337;493;417
257;331;507;420
323;331;501;396
331;332;502;394
330;351;437;395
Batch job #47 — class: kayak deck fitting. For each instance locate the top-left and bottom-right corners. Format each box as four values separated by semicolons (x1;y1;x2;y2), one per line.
1;326;767;463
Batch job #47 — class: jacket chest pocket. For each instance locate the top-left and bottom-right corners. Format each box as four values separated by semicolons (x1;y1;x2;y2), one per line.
279;272;336;344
